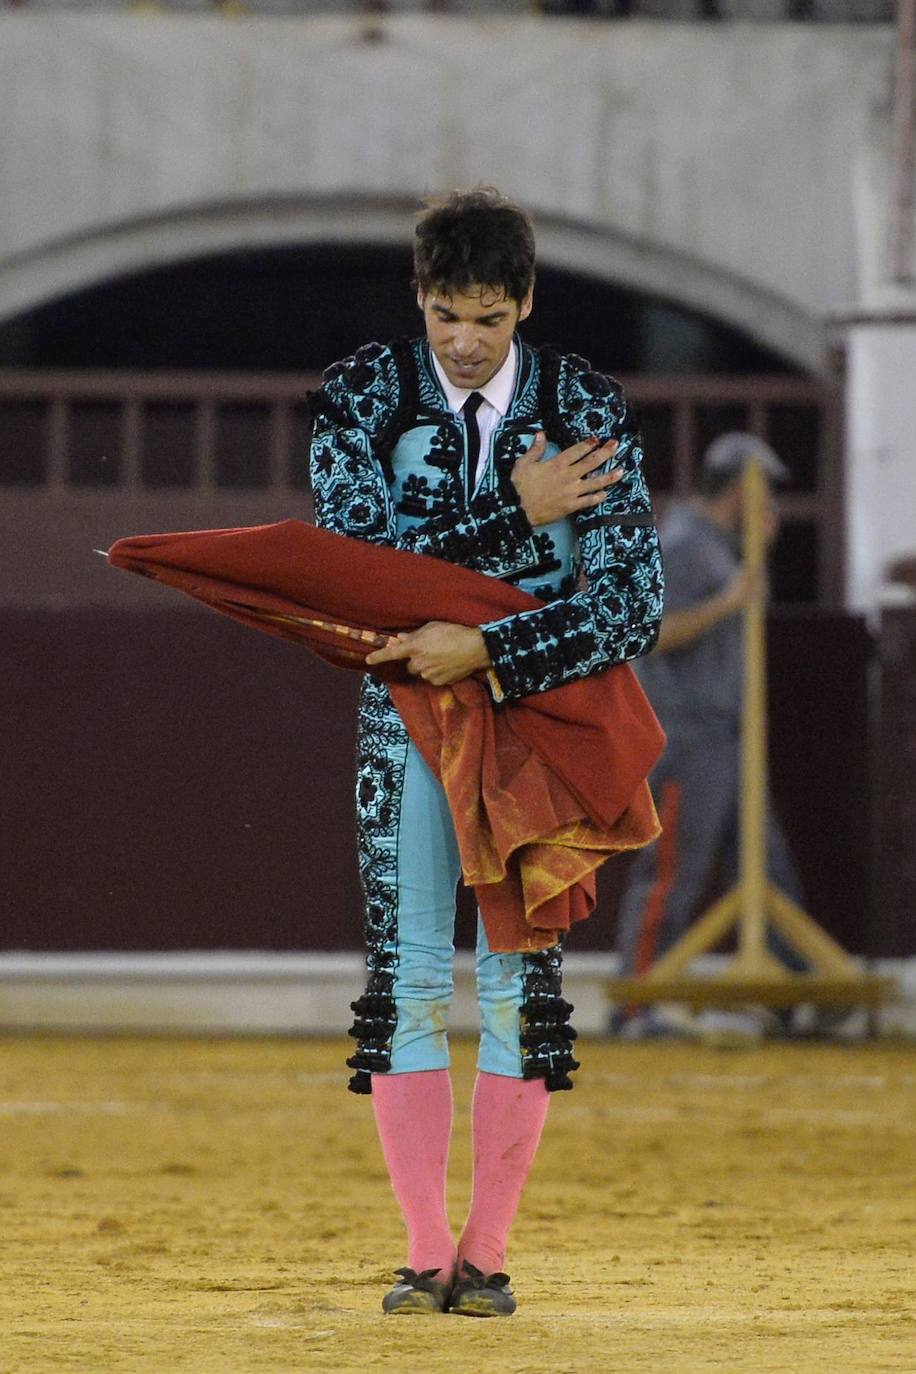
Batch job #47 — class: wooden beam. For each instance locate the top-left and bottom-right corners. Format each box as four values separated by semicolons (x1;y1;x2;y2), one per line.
606;975;897;1010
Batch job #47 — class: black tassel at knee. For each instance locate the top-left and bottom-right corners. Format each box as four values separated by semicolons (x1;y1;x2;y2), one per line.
519;947;580;1092
345;969;397;1095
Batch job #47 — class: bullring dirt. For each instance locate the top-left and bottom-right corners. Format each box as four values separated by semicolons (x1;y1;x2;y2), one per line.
1;1035;913;1373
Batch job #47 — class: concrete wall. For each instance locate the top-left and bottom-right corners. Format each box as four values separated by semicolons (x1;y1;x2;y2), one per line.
0;15;898;374
1;13;914;611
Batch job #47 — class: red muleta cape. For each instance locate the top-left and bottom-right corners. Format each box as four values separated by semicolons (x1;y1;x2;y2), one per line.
107;519;664;952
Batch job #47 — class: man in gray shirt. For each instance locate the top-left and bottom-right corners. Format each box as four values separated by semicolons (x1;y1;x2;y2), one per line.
614;433;804;1034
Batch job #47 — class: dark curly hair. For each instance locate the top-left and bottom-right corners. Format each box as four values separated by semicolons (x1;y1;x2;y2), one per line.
413;187;536;304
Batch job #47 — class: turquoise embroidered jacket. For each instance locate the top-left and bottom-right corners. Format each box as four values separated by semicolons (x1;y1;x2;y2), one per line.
309;336;663;700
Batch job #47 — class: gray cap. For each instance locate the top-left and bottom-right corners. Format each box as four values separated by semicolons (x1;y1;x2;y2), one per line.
702;431;790;483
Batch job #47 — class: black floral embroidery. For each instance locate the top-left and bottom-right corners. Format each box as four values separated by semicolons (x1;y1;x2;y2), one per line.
346;676;410;1094
531;532;562;577
397;471;455;517
309;341;539;579
426;423;463;474
494;431;529;469
480;351;663;700
532;572;578;602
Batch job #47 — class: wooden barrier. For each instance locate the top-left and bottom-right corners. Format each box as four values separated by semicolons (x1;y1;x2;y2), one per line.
0;600;893;958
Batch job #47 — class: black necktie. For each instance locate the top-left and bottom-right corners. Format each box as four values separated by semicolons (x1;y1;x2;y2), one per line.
462;392;484;503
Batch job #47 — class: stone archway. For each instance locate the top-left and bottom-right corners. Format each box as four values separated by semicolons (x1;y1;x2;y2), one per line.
0;194;826;375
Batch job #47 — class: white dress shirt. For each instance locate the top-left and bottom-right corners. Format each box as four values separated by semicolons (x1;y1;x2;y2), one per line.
431;341;517;486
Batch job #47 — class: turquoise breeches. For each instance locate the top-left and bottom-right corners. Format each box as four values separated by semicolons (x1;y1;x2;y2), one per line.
388;735;530;1077
345;677;578;1094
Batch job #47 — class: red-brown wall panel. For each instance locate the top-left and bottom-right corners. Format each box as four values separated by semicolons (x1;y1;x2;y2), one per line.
2;607;898;956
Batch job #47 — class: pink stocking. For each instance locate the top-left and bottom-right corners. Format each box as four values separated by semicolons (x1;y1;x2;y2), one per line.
371;1069;456;1277
458;1072;550;1275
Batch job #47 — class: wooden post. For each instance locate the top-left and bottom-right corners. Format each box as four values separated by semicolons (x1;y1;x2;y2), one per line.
737;458;769;969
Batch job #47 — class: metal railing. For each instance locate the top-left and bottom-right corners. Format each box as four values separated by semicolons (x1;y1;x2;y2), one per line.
0;369;315;493
0;367;843;604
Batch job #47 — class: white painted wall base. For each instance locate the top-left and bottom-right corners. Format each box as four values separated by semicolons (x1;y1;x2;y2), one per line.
1;952;913;1039
845;323;916;613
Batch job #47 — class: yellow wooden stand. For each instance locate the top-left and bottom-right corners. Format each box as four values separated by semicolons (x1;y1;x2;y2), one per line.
607;459;895;1015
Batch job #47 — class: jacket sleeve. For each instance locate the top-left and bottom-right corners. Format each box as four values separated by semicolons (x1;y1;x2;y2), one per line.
479;390;664;699
309;353;541;581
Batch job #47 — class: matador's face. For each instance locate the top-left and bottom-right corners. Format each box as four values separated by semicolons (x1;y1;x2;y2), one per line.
418;283;533;392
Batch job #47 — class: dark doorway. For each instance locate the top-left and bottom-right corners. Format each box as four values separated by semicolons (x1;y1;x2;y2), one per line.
0;242;824;602
0;243;798;378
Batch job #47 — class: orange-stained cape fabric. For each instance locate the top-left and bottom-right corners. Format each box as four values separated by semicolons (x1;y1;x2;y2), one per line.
107;519;664;952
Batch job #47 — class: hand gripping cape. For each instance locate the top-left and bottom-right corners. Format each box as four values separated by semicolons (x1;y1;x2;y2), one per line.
107;519;664;953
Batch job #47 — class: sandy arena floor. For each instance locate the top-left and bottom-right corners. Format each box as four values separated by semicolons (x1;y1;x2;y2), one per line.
0;1034;913;1373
